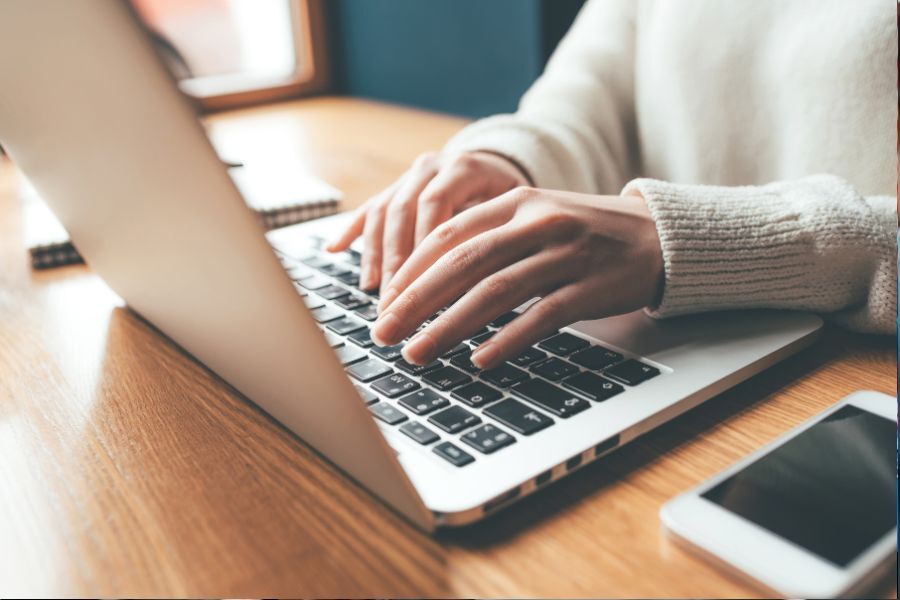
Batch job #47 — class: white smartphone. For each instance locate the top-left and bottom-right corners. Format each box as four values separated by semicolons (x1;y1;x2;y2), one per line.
661;390;897;598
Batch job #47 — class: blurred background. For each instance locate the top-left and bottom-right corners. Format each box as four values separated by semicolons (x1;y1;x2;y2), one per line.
131;0;587;117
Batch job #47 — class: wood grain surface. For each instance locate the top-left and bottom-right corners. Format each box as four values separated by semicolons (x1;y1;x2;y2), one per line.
0;97;895;598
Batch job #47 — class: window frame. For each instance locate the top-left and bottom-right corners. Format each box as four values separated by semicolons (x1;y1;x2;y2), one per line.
175;0;331;112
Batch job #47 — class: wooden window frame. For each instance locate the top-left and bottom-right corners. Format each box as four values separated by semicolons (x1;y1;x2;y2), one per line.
178;0;330;112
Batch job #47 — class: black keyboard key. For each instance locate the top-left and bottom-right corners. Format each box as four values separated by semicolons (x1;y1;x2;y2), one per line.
334;344;367;366
395;357;443;375
422;366;471;391
347;327;375;348
460;423;516;454
441;343;469;358
538;332;590;356
451;381;502;408
334;292;370;311
398;389;450;415
562;372;625;401
428;405;481;433
509;347;547;367
489;311;519;328
354;383;379;405
323;331;344;348
320;263;350;278
310;305;343;323
450;350;481;374
346;358;392;382
300;255;330;269
569;346;623;370
369;402;408;425
371;372;420;398
433;441;474;467
371;343;404;362
326;316;367;336
481;363;528;388
298;276;331;290
604;359;660;385
399;421;440;445
315;284;350;300
470;330;495;346
511;378;591;418
484;398;553;435
336;271;360;286
354;304;379;321
530;357;579;381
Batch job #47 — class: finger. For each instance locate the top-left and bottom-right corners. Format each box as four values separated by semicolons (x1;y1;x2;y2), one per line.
378;191;522;312
380;167;437;294
359;202;387;290
327;177;403;253
371;222;536;346
325;205;367;252
401;247;574;364
414;158;485;245
471;285;585;369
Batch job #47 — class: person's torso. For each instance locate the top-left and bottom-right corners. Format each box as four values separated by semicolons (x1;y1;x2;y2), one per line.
633;0;895;196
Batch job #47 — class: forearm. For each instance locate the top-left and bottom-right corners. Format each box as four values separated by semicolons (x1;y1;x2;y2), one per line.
624;175;898;334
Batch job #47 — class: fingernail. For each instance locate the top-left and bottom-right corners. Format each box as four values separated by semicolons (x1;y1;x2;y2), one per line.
378;286;398;313
472;342;498;369
371;312;401;346
325;240;339;252
403;331;436;365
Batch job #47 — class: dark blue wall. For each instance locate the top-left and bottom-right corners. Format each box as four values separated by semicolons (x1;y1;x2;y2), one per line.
327;0;585;118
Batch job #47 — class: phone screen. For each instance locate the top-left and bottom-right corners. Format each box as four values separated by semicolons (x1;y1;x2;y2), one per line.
702;405;897;567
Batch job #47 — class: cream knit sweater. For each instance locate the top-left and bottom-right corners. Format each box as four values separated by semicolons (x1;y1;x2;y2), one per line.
444;0;897;334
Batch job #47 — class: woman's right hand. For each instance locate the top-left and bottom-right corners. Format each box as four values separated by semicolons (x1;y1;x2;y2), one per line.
326;150;530;294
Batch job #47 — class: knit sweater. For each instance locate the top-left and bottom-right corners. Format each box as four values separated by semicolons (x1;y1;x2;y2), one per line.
444;0;897;334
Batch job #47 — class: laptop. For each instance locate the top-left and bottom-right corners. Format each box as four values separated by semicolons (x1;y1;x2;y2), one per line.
0;1;822;531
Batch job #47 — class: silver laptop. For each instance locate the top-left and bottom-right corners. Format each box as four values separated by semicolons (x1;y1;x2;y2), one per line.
0;0;822;531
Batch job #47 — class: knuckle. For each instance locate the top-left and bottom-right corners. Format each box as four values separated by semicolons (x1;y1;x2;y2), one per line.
398;287;422;315
446;246;476;272
450;152;476;170
509;185;539;204
413;151;439;170
481;274;513;299
520;209;582;240
536;210;577;231
433;220;457;244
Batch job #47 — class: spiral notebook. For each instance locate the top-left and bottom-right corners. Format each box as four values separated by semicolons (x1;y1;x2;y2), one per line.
25;164;342;269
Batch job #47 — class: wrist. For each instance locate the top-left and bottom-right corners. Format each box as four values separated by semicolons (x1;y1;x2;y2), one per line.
618;189;665;308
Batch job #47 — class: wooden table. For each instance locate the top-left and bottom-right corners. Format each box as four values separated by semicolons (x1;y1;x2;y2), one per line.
0;96;895;598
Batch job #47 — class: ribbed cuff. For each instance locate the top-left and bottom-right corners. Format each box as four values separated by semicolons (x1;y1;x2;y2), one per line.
442;115;571;191
623;177;826;319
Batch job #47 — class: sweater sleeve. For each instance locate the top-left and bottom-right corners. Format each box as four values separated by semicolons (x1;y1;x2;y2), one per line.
442;0;637;194
622;175;898;334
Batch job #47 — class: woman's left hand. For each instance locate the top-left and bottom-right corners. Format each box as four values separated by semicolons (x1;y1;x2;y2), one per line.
370;186;665;369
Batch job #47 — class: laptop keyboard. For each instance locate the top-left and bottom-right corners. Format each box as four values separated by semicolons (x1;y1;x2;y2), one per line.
274;239;662;468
